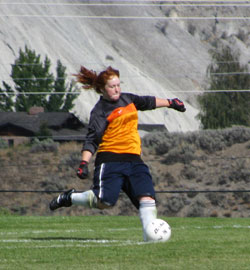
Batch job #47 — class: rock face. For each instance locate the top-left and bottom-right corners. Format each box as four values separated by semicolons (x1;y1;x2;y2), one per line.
1;2;249;131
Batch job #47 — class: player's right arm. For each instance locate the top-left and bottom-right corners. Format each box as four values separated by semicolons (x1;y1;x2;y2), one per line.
77;105;107;179
81;150;92;163
76;150;93;179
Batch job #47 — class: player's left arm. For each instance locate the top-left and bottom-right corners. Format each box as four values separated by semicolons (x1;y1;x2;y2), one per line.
155;97;186;112
155;98;170;108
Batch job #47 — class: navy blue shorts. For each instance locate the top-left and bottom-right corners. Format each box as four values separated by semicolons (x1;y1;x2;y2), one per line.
92;162;155;209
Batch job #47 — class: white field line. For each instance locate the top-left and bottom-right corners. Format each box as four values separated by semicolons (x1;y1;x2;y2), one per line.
0;229;95;235
1;224;249;236
175;225;250;230
0;239;147;249
0;239;118;243
0;227;141;236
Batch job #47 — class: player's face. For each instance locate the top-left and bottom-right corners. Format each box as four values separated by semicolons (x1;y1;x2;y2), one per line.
103;76;121;101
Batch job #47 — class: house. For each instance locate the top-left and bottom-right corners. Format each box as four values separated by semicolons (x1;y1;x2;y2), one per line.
0;107;167;147
0;107;87;147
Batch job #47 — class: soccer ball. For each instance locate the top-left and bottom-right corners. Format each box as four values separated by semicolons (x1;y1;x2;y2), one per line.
145;219;171;242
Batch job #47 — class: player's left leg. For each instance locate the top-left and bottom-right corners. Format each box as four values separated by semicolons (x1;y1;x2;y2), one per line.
139;197;157;241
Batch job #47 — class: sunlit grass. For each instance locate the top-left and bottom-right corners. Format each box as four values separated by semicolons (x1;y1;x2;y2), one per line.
0;216;249;270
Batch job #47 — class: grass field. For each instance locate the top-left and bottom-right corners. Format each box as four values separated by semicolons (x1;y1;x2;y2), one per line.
0;215;250;270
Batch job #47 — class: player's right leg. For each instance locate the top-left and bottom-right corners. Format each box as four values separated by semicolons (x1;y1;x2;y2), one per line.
49;163;123;211
49;189;99;211
49;189;75;211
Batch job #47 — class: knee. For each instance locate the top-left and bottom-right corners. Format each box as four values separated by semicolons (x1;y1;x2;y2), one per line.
139;196;155;202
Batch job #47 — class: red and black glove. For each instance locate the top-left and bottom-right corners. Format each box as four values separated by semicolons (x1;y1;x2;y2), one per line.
168;98;186;112
77;161;89;179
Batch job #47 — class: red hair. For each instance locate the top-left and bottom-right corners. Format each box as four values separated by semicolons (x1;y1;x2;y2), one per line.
74;66;120;94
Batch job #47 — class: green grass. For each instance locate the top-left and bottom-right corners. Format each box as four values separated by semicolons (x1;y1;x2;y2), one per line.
0;216;250;270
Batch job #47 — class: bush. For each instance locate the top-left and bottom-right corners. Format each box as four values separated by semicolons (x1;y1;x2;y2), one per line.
186;199;206;217
166;195;185;213
194;129;226;152
30;138;59;153
142;126;250;155
59;151;81;169
0;207;13;216
143;131;183;155
0;138;8;149
182;165;197;180
162;144;196;165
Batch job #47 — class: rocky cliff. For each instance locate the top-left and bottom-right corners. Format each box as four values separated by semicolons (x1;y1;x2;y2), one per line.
1;1;249;131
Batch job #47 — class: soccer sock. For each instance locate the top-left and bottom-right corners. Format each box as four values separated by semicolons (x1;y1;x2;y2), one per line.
139;199;157;241
71;190;98;208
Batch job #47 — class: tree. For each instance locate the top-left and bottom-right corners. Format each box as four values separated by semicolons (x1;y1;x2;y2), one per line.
47;60;66;112
61;81;78;112
197;46;250;129
0;82;14;111
35;122;52;140
47;60;77;112
11;45;54;112
0;46;79;112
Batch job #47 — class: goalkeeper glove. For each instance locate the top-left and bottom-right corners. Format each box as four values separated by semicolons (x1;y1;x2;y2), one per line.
77;160;89;179
168;98;186;112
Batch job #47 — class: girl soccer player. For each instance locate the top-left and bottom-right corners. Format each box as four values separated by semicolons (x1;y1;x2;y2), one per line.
49;66;186;241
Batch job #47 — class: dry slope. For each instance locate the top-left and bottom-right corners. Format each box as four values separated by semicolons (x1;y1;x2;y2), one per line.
0;126;250;218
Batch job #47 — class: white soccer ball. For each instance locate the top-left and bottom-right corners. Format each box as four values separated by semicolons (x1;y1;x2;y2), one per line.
145;219;171;242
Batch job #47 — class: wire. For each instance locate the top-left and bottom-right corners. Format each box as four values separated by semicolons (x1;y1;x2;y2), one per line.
0;92;80;95
1;2;250;7
0;14;249;20
0;155;248;168
1;72;249;83
1;90;250;95
0;189;250;193
1;0;250;5
1;71;250;82
210;72;250;75
155;189;250;194
4;77;69;81
1;60;249;66
23;0;249;2
0;189;64;193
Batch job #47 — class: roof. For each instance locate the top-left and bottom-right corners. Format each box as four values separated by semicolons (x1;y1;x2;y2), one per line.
0;112;86;135
50;128;87;141
138;124;167;132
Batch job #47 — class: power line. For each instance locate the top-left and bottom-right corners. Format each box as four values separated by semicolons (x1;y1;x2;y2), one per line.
0;92;81;95
0;189;250;193
24;0;249;2
0;14;249;20
0;90;250;95
210;72;250;75
155;189;250;194
1;71;249;82
1;2;250;7
1;60;249;66
0;155;248;168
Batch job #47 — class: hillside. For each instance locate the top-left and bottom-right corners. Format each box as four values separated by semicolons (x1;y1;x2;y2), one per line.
1;1;250;131
1;126;250;218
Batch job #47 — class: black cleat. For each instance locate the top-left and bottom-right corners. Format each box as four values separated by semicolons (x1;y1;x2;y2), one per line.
49;189;75;211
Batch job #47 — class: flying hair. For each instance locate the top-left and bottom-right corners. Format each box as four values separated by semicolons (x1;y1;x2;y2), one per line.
74;66;120;94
